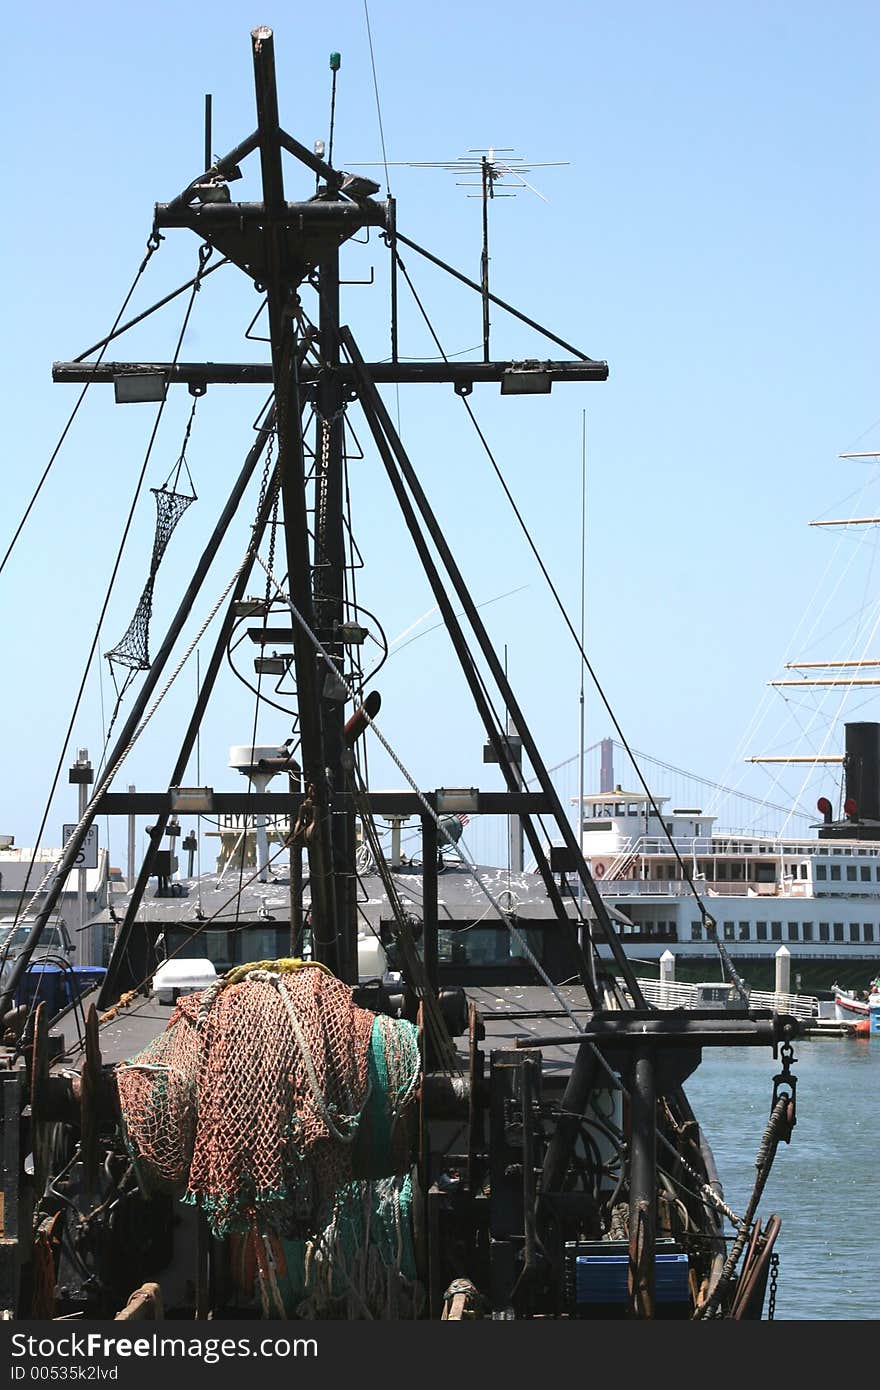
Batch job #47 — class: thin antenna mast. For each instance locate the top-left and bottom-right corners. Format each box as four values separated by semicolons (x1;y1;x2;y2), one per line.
348;148;568;359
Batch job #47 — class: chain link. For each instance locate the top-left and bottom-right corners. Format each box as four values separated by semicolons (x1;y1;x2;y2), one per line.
255;429;277;518
264;490;280;606
767;1251;779;1320
313;416;331;608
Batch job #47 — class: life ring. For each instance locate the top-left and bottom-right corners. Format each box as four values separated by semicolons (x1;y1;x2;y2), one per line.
594;862;606;879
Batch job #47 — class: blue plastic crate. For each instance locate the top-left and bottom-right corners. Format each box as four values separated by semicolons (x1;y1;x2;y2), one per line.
575;1252;690;1305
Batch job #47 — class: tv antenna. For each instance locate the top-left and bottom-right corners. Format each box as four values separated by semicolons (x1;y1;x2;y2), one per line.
352;148;568;359
425;150;568;360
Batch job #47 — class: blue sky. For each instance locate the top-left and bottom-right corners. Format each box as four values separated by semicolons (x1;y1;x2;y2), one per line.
2;2;879;872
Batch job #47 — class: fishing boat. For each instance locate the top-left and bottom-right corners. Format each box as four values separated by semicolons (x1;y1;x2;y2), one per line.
0;26;803;1324
832;976;880;1024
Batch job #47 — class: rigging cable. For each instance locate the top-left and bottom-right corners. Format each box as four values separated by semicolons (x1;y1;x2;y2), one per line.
393;248;742;989
363;1;391;196
233;439;282;929
0;231;163;583
11;246;215;931
15;551;250;927
253;550;599;1037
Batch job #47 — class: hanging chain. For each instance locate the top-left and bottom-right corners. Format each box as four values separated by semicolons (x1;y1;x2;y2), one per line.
313;415;332;611
255;428;277;521
264;491;280;606
767;1252;779;1320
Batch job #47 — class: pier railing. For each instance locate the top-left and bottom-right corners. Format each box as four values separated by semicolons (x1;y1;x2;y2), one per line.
634;977;819;1019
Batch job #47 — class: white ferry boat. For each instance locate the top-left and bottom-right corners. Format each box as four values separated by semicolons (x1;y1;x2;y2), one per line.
577;723;880;994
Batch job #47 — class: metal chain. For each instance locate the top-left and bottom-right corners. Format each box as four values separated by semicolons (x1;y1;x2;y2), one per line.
313;416;331;608
767;1252;779;1320
264;490;280;605
255;429;277;520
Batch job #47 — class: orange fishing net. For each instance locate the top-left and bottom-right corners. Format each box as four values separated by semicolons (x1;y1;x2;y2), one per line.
116;962;377;1237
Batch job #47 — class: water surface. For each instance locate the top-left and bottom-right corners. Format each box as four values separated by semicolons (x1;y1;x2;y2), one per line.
683;1035;878;1319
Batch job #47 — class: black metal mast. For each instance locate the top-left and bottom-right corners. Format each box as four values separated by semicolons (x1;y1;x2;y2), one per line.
26;24;618;1020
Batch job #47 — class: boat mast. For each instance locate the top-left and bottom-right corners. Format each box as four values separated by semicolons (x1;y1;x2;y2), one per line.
20;25;635;1023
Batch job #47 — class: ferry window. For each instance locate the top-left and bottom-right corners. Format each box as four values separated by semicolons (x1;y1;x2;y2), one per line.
690;921;702;941
723;921;734;941
739;921;750;940
800;864;808;879
694;823;701;836
802;921;814;941
771;921;782;941
627;803;639;816
833;923;844;942
716;863;727;880
846;865;857;881
819;922;830;942
861;866;871;882
756;922;767;941
830;865;841;881
787;923;798;942
815;865;827;880
615;803;625;816
730;862;744;881
865;924;874;942
849;924;860;942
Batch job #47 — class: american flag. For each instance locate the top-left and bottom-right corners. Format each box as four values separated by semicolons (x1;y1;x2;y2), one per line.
455;813;470;827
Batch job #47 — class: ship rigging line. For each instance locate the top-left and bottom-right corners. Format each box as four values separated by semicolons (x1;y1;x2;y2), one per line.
252;552;597;1038
363;0;391;196
14;553;250;929
9;247;215;934
71;257;230;365
350;768;459;1072
0;231;164;584
538;741;813;824
391;253;734;978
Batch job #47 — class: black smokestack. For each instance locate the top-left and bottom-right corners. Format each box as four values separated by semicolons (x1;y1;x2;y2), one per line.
845;722;880;823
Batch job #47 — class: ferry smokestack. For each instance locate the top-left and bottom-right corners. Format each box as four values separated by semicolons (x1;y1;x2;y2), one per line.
845;722;880;824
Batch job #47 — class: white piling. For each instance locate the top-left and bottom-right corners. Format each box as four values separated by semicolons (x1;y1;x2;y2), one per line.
660;949;675;1008
775;945;791;1002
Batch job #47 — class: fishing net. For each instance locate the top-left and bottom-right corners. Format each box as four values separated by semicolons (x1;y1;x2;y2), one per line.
116;961;421;1245
106;485;195;672
231;1175;424;1319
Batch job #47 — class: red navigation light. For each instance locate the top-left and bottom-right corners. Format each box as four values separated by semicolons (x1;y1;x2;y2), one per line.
844;797;858;819
817;797;833;816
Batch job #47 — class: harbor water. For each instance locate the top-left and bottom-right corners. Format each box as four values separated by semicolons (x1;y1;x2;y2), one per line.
683;1035;878;1319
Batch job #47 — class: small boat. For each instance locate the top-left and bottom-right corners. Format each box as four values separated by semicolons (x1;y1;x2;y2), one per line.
833;976;880;1023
